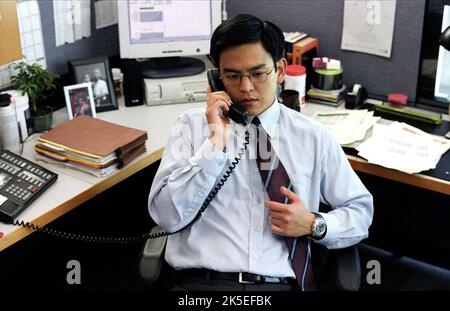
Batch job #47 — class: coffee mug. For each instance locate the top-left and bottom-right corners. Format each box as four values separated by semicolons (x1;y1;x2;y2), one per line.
280;89;301;112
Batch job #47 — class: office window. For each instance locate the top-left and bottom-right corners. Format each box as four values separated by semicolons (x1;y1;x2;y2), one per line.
0;0;47;87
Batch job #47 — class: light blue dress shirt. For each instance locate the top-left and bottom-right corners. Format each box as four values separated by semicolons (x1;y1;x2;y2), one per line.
148;100;373;278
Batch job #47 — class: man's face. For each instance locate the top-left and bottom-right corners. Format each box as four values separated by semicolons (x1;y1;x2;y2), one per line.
219;42;286;116
94;70;101;80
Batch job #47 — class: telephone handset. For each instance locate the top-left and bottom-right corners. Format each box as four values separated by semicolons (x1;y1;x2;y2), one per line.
207;69;248;126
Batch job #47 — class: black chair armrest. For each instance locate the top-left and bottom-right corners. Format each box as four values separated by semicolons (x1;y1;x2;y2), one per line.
139;226;167;283
312;242;361;291
334;244;361;291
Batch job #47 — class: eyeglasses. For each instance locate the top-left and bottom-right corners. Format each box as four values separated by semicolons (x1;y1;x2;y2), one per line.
220;67;274;85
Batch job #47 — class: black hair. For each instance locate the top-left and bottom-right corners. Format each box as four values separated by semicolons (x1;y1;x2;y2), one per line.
210;14;285;69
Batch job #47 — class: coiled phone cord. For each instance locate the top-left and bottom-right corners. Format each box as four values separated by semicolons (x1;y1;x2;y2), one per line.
12;130;250;244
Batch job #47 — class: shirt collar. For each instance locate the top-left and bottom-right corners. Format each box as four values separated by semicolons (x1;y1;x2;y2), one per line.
250;98;280;138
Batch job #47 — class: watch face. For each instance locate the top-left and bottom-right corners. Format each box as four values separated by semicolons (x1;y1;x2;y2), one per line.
316;220;326;235
313;218;327;237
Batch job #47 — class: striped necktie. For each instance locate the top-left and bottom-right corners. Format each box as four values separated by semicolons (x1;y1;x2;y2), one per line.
252;117;315;290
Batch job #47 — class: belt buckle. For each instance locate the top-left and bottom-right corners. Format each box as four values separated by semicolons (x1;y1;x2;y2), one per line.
238;272;254;284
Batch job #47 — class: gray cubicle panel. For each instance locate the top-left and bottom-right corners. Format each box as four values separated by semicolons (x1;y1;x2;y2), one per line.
38;0;120;75
227;0;426;102
38;0;426;103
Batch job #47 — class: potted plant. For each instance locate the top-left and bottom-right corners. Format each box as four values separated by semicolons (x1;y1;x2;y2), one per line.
10;61;57;132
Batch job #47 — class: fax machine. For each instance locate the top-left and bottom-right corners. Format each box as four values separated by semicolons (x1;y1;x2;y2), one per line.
144;56;213;106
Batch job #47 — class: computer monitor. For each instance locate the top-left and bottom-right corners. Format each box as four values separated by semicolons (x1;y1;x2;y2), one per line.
417;0;450;113
435;5;450;101
117;0;222;79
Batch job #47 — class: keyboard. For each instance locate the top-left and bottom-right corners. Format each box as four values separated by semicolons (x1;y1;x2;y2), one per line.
0;150;58;223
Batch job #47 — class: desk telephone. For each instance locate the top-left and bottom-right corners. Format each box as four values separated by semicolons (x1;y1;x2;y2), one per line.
0;150;58;223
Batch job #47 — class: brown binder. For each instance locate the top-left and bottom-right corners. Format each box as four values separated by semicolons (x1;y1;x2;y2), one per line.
38;115;148;158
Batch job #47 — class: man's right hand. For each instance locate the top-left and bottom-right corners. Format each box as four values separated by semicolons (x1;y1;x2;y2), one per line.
205;86;232;151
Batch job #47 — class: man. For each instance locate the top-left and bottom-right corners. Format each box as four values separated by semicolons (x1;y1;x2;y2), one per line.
148;14;373;291
92;69;108;106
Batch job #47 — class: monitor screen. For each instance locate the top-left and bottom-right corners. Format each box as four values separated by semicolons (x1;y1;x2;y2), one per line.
118;0;222;60
417;0;450;112
435;5;450;100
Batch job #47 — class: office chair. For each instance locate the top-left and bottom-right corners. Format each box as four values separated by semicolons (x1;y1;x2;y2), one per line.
138;230;362;291
311;242;361;291
312;202;361;291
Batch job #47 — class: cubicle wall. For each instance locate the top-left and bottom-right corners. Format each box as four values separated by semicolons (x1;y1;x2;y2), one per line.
227;0;426;102
38;0;119;75
38;0;425;102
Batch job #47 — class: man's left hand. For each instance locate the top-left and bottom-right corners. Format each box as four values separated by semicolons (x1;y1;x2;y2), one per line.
265;186;315;237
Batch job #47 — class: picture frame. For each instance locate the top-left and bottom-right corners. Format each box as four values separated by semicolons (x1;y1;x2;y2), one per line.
63;82;97;120
68;56;118;112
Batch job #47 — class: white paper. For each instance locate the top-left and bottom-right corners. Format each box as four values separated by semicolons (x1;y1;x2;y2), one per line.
53;0;74;46
73;0;91;40
356;122;450;174
341;0;397;58
94;0;118;29
312;110;378;145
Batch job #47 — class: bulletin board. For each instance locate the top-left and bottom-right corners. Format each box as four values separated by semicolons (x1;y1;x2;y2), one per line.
0;1;22;65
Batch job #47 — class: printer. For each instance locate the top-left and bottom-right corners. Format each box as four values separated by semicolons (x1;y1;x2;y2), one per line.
144;56;213;106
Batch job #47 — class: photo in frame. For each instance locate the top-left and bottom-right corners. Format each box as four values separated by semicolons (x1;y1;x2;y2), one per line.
64;83;97;120
68;57;118;112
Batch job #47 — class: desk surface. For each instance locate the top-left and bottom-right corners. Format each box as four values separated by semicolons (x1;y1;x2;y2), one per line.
302;103;450;195
1;99;449;251
0;99;204;251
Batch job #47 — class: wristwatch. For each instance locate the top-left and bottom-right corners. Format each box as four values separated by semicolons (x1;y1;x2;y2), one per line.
311;212;327;240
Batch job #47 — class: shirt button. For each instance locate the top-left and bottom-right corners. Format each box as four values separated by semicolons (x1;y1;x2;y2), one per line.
254;225;261;232
252;254;260;261
254;168;259;172
217;161;223;167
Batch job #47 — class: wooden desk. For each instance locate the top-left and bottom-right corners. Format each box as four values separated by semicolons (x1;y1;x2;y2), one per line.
302;103;450;196
0;99;204;252
1;100;449;252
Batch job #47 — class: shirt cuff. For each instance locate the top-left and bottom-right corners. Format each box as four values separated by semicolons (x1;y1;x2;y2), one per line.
318;212;339;244
190;139;228;177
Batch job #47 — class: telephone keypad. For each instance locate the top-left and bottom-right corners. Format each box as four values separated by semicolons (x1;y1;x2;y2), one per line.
0;150;58;223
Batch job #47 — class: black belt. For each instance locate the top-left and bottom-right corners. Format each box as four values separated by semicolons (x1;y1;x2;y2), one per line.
175;268;294;284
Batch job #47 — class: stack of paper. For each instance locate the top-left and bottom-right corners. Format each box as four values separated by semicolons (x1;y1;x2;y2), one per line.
312;110;380;145
34;116;148;177
307;85;347;107
356;122;450;174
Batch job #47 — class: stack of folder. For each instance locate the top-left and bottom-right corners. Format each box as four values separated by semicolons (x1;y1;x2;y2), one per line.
34;115;148;177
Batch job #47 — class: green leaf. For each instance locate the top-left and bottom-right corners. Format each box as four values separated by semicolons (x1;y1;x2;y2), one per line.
10;61;57;110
